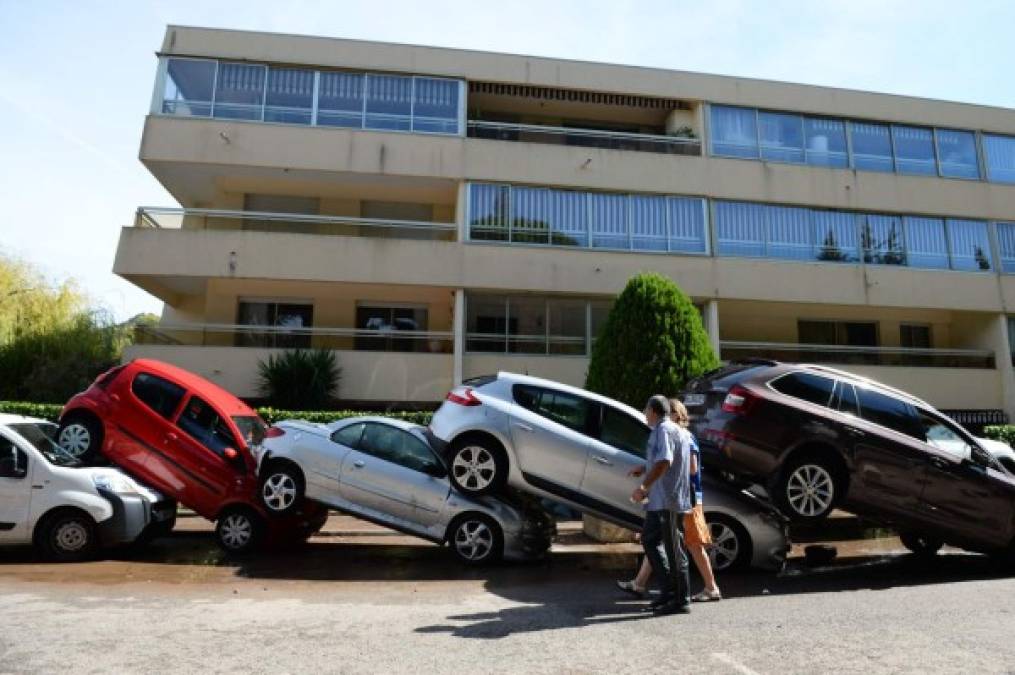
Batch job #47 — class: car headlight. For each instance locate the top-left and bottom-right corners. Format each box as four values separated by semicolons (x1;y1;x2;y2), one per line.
92;473;139;496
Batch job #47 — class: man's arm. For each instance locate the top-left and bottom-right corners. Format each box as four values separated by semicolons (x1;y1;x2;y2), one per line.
690;452;699;476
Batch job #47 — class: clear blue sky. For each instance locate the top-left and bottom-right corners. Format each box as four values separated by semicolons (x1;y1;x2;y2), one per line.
1;0;1013;320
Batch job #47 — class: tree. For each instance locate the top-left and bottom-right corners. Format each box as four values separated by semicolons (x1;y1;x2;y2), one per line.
817;230;848;262
585;273;720;408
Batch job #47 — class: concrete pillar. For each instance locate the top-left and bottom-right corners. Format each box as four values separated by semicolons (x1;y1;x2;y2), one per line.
452;288;465;385
993;313;1015;423
455;182;469;242
703;299;721;360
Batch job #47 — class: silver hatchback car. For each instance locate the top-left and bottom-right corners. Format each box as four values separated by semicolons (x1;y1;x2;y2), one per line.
253;416;553;565
429;372;789;571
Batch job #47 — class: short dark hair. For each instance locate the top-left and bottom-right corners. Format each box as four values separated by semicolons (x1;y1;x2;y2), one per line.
646;395;670;417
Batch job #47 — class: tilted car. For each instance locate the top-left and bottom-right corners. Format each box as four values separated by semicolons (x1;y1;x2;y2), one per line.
58;359;327;554
682;360;1015;559
0;414;174;560
254;416;554;565
427;372;789;572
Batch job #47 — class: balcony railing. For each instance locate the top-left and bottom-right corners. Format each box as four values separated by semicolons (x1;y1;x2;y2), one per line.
135;324;453;354
134;207;458;241
467;120;701;156
720;341;996;369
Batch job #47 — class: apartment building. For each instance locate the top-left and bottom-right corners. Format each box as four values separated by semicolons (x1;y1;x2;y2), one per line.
117;25;1015;425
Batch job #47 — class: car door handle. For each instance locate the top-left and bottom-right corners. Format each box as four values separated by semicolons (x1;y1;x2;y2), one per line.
165;432;178;443
843;426;866;438
514;422;534;433
353;460;366;468
593;456;613;466
929;457;949;471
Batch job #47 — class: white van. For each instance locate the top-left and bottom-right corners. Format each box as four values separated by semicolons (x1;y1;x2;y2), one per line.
0;414;172;560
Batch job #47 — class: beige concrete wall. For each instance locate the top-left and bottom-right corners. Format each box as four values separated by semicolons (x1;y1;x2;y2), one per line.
161;26;1015;134
123;344;452;401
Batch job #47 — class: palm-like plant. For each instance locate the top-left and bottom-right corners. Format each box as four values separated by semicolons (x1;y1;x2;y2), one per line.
257;349;341;410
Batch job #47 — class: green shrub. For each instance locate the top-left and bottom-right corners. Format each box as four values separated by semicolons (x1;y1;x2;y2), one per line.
257;349;341;410
984;426;1015;447
585;272;720;409
0;401;64;421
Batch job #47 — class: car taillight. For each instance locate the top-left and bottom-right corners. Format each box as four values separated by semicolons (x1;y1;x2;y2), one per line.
722;385;757;414
446;387;481;406
265;427;285;439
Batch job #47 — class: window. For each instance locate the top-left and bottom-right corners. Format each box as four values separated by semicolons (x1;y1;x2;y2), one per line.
630;196;668;251
891;125;936;176
857;388;920;438
598;406;649;458
213;63;266;121
0;436;27;479
849;122;894;172
359;423;437;472
998;222;1015;273
935;129;979;179
902;217;948;269
236;301;313;349
918;411;972;459
469;184;510;241
900;324;932;349
355;305;429;352
833;382;860;417
946;219;993;271
317;72;365;128
770;373;835;407
466;295;509;352
983;134;1015;184
861;215;906;266
715;201;766;257
332;422;365;448
412;78;460;134
264;68;314;125
589;300;612;345
668;197;708;253
759;111;804;163
547;299;586;355
710;105;758;158
589;192;629;249
766;206;812;260
511;187;551;244
513;385;591;434
507;296;547;354
364;74;412;131
546;190;588;247
798;320;878;347
804;117;848;168
162;58;216;117
813;211;859;262
131;373;186;420
176;396;239;457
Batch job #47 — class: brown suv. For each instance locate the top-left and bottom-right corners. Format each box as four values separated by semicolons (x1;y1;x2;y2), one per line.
683;360;1015;558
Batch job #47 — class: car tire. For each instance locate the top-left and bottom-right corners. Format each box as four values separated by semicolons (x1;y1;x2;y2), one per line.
57;415;103;464
448;437;507;497
259;461;305;517
705;513;752;572
774;453;844;522
448;513;503;566
215;507;264;555
37;510;98;562
900;533;943;558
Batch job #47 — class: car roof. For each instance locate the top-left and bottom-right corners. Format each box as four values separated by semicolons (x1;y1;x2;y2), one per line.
128;359;258;417
0;413;51;426
493;372;646;419
793;364;933;408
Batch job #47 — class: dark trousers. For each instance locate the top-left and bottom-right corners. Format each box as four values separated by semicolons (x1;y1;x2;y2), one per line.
642;509;690;607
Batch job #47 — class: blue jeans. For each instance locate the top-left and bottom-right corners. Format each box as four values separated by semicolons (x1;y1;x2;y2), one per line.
642;509;690;606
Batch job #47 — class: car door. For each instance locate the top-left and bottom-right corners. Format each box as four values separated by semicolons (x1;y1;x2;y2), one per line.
914;410;1015;548
0;432;31;543
302;422;363;497
582;403;650;525
338;422;449;531
509;384;593;492
849;386;928;522
111;371;188;482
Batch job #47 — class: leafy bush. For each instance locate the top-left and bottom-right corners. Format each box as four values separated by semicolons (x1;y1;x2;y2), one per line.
984;426;1015;447
0;401;64;421
585;272;720;408
257;349;341;410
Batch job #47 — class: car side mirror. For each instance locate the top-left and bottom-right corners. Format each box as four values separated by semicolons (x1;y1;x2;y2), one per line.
970;445;992;468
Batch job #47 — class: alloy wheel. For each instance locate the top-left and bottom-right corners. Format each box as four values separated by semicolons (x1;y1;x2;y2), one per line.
58;424;91;458
785;464;834;517
262;473;296;512
708;521;740;572
452;446;496;491
53;520;89;553
220;514;253;550
454;520;494;561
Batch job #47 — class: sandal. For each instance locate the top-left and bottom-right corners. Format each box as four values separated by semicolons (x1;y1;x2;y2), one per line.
692;589;722;602
616;580;647;598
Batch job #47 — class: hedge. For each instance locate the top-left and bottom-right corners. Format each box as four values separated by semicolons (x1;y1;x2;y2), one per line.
0;401;432;427
984;426;1015;447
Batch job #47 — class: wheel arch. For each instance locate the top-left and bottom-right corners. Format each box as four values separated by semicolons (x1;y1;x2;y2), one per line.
444;510;503;545
32;505;98;548
449;428;512;465
777;440;851;490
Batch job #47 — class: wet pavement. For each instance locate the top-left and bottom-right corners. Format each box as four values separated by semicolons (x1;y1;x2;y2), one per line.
1;513;1014;673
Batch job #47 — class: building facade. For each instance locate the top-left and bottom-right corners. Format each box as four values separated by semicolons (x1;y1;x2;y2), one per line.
118;25;1015;423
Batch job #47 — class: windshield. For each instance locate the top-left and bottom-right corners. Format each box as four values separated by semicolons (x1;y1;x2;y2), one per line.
8;423;80;467
232;416;267;448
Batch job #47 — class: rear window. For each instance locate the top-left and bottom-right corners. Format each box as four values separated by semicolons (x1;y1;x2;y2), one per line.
132;372;186;420
857;388;921;439
332;422;365;448
770;372;835;407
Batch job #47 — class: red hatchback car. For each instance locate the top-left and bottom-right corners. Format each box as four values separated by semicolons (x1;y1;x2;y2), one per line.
57;359;326;553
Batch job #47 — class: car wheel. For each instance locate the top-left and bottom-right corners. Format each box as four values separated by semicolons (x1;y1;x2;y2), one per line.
449;514;503;566
215;507;264;555
448;438;506;496
57;415;103;463
259;462;305;517
38;510;98;562
705;513;752;572
900;533;943;558
775;454;843;522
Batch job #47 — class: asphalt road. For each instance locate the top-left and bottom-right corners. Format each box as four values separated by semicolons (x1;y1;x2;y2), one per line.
1;517;1014;675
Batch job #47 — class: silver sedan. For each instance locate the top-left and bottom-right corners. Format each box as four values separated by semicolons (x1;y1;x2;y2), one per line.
253;416;553;565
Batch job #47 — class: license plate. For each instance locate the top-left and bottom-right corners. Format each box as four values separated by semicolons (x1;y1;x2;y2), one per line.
684;393;706;406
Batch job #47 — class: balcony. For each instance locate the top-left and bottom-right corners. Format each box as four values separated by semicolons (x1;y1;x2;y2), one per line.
467;120;701;156
719;341;996;369
135;207;457;241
